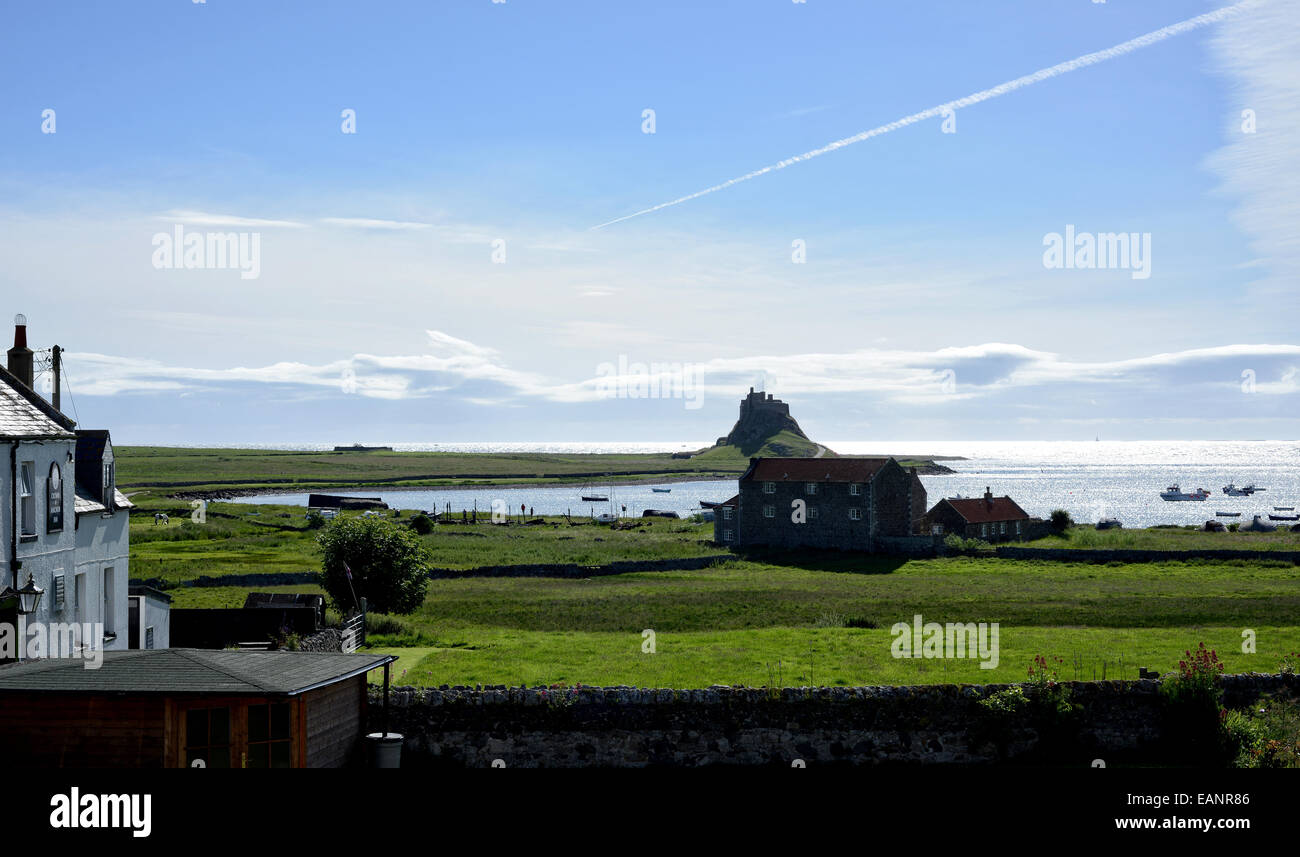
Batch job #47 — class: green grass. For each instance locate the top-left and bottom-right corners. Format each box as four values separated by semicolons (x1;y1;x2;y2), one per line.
123;494;1300;689
116;446;749;493
167;583;327;609
127;500;723;584
367;626;1300;689
1023;524;1300;552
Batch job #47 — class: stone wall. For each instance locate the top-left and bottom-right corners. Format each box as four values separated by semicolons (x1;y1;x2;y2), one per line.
367;674;1298;767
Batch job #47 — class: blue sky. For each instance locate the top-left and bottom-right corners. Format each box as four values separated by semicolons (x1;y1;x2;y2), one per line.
1;0;1296;444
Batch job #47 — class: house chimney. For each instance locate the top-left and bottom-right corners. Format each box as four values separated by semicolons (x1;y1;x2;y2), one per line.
7;314;33;389
984;486;993;504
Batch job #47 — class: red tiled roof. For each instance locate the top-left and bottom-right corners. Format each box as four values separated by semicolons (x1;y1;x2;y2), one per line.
743;457;893;484
718;495;740;506
938;496;1030;524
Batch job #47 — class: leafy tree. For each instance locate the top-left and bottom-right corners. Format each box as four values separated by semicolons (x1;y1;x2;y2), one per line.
1049;509;1073;532
316;516;431;615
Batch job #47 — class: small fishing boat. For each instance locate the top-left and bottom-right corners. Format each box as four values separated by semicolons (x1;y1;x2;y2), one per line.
1275;506;1295;511
698;500;723;509
651;487;671;493
1223;483;1257;496
1215;511;1241;517
1160;484;1211;501
1269;514;1300;521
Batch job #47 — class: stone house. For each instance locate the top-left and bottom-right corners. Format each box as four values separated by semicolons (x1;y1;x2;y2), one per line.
713;457;927;551
921;488;1037;542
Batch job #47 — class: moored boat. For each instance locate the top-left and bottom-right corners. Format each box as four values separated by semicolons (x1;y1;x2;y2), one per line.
1160;484;1211;501
1215;511;1241;517
651;487;671;493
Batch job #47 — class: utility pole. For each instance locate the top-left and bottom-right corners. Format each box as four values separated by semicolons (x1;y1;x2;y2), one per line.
51;345;61;411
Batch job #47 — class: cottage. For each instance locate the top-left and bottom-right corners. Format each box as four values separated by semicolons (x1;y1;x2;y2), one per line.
1;315;152;658
922;488;1036;542
713;457;926;551
0;648;395;767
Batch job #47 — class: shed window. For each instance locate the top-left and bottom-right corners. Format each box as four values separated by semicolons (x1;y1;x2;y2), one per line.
246;702;293;768
722;507;733;520
806;483;818;495
722;529;733;542
145;626;155;649
53;574;65;611
762;505;775;519
1015;521;1022;535
185;707;231;768
809;507;819;520
47;463;63;532
763;482;775;494
848;508;862;521
849;483;862;496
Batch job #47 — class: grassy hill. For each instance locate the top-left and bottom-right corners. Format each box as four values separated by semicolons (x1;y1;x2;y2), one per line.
692;430;825;461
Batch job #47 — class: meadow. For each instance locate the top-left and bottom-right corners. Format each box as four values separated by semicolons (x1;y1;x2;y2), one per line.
126;497;1300;689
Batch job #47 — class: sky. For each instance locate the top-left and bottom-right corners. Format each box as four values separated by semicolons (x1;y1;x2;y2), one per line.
1;0;1296;445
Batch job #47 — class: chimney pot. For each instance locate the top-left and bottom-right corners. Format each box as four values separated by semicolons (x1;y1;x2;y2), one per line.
7;314;34;389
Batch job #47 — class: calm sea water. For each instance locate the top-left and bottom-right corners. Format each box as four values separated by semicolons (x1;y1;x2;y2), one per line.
229;440;1299;528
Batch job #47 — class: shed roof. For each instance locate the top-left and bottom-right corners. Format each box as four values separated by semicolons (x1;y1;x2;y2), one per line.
0;649;394;696
742;457;893;484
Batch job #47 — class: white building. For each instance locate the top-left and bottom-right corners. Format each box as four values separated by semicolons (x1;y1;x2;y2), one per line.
0;314;160;657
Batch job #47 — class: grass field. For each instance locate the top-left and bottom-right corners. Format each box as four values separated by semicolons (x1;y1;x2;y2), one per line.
116;446;749;494
129;496;1300;689
1023;524;1300;552
366;626;1300;689
115;444;953;495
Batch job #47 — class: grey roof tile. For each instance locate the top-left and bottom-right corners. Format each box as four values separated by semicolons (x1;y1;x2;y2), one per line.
0;648;395;696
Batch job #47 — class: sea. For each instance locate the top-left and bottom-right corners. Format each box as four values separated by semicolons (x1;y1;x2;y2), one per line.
227;440;1300;529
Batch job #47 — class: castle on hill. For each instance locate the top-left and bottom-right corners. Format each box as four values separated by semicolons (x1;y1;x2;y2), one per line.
715;387;814;455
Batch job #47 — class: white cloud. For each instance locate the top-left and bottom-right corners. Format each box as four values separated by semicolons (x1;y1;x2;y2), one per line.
319;217;433;230
65;339;1300;412
160;210;308;228
1206;0;1300;295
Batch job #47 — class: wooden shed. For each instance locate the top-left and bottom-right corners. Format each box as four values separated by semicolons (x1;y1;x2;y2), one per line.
0;648;395;768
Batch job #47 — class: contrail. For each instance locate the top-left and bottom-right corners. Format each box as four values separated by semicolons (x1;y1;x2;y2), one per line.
591;0;1262;230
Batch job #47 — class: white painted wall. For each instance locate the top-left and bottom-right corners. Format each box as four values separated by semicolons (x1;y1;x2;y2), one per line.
1;437;130;652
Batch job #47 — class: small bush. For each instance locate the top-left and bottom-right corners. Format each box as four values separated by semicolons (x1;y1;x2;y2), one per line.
409;513;434;535
1049;509;1073;532
944;534;991;555
305;510;326;529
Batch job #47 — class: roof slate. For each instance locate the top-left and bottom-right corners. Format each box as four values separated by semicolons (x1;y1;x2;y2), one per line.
939;496;1031;524
0;648;394;696
0;364;75;438
742;457;893;484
